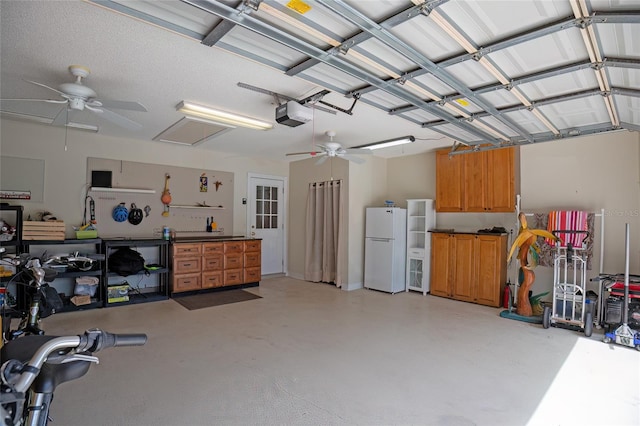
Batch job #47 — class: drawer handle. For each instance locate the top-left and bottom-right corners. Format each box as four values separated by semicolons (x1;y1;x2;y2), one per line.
183;280;191;284
183;263;191;267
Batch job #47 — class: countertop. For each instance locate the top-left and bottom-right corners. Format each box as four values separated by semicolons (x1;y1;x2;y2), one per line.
429;229;509;236
172;235;259;243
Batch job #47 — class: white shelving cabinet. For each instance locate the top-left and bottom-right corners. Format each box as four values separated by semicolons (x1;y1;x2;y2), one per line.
406;199;436;295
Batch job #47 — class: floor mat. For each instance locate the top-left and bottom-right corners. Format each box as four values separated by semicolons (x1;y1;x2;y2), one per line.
173;290;261;310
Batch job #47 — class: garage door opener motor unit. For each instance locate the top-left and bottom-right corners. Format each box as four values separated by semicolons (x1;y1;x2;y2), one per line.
275;101;313;127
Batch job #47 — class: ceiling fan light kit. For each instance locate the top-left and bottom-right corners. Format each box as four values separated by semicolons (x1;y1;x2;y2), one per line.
177;101;273;130
353;135;415;150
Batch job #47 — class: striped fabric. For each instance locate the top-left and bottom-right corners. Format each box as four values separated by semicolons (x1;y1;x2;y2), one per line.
546;211;589;248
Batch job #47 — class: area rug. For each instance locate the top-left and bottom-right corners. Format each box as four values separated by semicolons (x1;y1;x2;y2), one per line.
174;290;261;310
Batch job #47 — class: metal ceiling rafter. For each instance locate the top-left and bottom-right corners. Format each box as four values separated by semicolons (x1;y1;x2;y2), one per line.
571;0;619;126
283;0;447;77
356;10;639;100
448;123;623;155
314;0;535;144
184;0;503;143
424;6;554;137
390;56;640;117
201;0;244;46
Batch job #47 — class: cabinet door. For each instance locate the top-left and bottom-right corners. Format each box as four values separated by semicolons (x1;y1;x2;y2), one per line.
463;151;487;212
430;233;452;297
451;234;476;302
435;150;464;212
224;253;243;270
224;269;243;286
203;254;223;271
244;251;261;268
202;271;223;288
486;148;515;212
173;256;201;274
173;273;201;292
475;235;507;307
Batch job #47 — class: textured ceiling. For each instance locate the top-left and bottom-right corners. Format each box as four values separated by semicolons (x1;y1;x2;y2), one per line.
1;0;639;160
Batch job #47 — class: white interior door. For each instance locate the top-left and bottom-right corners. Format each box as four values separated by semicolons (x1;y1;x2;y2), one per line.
248;174;286;275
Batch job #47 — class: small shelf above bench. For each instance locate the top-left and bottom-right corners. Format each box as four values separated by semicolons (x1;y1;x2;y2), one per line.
90;187;156;194
169;205;224;210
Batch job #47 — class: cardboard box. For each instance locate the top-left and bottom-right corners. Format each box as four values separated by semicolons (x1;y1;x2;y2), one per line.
23;220;65;240
70;295;91;306
107;284;129;303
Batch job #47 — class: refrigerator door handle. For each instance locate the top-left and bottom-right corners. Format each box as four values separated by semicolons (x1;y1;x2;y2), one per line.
369;238;391;242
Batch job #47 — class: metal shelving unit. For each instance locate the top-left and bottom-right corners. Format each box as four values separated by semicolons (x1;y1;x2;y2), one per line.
102;238;169;306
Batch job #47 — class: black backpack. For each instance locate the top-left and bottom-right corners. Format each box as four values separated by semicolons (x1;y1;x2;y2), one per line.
108;248;145;276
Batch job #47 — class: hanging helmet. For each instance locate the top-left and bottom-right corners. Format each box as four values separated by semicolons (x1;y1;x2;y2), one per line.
112;203;129;222
128;203;143;225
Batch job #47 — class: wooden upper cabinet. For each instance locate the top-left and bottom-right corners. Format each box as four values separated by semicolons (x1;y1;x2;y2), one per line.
435;150;464;212
463;151;487;212
436;147;517;212
485;148;515;212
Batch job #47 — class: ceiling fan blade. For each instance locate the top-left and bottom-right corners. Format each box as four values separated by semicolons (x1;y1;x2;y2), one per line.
91;107;142;130
316;155;329;165
96;99;147;112
341;154;366;164
24;79;67;97
345;148;373;155
0;98;67;104
286;151;315;156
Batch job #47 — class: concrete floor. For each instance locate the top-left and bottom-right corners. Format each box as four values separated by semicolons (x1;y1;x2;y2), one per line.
32;276;640;425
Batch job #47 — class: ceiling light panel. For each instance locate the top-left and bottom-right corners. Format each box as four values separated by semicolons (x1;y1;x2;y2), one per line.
153;116;233;146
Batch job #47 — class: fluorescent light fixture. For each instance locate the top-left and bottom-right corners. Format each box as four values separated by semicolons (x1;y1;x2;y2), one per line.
353;136;415;150
177;101;273;130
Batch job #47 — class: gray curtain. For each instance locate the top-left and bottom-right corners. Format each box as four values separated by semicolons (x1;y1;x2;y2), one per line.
304;180;344;286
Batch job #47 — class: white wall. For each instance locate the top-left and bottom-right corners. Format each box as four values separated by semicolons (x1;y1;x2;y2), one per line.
0;118;288;236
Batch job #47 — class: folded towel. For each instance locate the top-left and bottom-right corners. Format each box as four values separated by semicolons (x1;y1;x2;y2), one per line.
546;210;589;248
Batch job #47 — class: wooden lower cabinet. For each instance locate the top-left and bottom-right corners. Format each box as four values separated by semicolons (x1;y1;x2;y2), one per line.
430;232;507;307
171;239;261;294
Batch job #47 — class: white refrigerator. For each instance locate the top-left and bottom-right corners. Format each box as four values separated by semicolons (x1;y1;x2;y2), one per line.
364;207;407;293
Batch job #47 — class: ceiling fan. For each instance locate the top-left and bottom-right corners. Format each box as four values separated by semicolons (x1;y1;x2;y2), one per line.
0;65;147;130
286;131;371;164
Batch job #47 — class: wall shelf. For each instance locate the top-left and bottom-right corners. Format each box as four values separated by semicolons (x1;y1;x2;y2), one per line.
169;205;225;210
90;187;156;194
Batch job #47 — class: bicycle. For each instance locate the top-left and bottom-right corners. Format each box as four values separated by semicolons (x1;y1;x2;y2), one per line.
1;257;63;343
1;328;147;425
